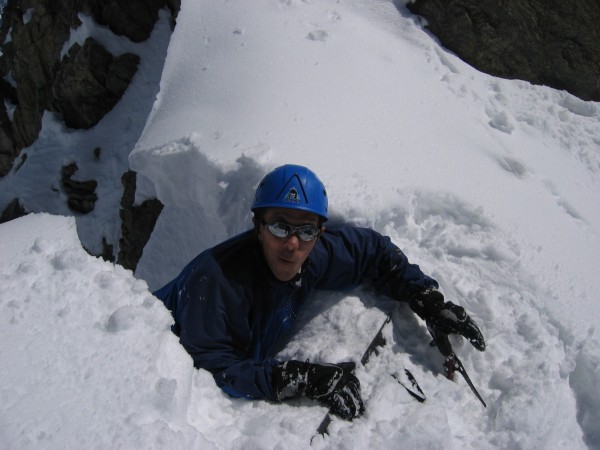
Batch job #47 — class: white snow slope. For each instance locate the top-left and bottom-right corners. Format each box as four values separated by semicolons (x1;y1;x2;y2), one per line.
1;1;600;449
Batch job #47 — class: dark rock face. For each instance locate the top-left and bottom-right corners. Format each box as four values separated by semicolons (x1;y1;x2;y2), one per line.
0;0;81;175
118;170;163;272
0;0;180;176
84;0;180;43
61;162;98;214
0;0;178;270
0;197;28;223
52;38;140;129
406;0;600;101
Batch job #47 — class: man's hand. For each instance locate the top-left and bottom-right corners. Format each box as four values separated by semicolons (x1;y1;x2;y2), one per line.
273;360;364;420
410;289;486;356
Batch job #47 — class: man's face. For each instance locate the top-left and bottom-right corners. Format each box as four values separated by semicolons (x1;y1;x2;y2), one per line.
257;208;322;282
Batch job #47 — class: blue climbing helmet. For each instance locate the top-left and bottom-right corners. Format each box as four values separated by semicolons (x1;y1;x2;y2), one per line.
252;164;328;221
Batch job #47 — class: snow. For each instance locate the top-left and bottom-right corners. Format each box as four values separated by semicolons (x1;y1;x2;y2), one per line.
0;9;173;257
1;0;600;448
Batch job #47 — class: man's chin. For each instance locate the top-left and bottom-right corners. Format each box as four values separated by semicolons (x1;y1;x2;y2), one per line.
273;267;299;282
275;273;294;282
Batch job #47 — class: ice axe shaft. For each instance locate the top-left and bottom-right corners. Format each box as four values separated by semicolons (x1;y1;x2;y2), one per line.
444;352;486;408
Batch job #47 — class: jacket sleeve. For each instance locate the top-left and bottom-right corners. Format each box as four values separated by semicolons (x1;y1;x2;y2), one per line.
312;226;438;300
155;258;279;401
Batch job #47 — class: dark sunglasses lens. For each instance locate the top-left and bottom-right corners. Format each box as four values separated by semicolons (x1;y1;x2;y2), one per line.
267;222;291;238
297;226;319;241
266;222;319;241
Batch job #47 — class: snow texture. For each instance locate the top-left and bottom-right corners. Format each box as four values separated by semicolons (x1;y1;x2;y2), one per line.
1;0;600;449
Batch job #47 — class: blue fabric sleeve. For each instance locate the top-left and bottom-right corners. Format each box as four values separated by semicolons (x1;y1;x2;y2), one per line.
311;226;438;299
168;258;280;401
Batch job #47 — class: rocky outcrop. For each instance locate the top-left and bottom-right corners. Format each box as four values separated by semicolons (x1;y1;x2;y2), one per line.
85;0;180;43
0;0;81;175
0;197;28;223
52;38;140;129
118;170;163;272
0;0;180;176
406;0;600;101
61;162;98;214
0;0;179;267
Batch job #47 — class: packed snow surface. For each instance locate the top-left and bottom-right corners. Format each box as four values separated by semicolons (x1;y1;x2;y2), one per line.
2;0;600;448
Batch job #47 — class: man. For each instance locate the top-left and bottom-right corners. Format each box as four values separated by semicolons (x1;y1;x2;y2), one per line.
154;164;485;420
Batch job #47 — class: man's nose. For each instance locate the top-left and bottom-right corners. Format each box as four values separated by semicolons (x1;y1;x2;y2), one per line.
283;233;300;250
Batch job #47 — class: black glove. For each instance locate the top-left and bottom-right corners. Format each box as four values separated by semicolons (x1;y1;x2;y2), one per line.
409;289;486;356
273;360;364;420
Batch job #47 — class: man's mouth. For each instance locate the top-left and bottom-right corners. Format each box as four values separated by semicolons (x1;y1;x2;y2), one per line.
278;256;296;265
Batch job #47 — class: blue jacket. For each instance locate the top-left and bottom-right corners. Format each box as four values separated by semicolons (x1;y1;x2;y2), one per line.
153;225;438;401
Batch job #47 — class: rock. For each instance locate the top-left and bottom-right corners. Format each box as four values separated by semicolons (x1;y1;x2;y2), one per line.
83;0;176;43
117;170;163;272
0;79;18;175
407;0;600;101
51;38;140;129
0;0;181;176
61;162;98;214
0;0;81;175
0;197;28;223
0;0;176;275
0;121;15;176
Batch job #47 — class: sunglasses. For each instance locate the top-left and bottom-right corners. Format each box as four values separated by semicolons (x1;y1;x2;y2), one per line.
261;220;321;242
